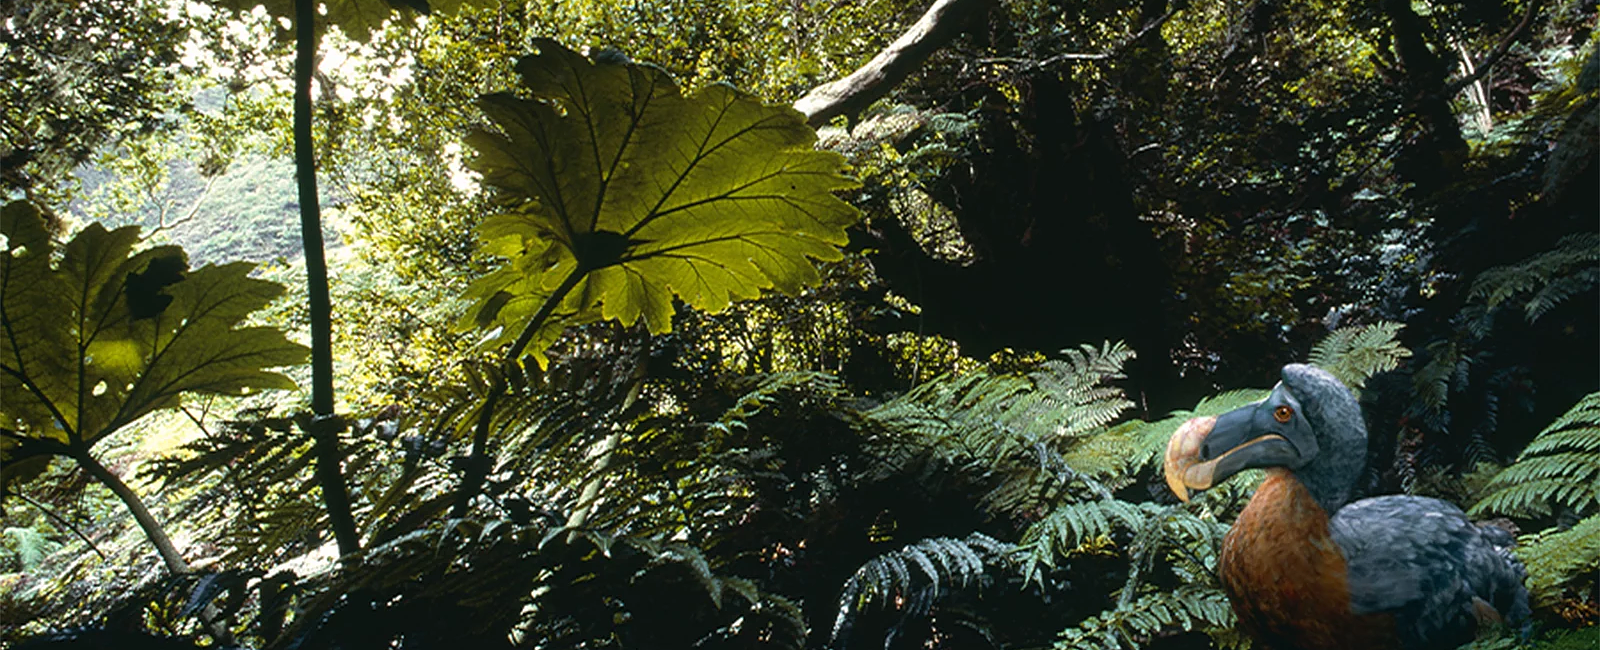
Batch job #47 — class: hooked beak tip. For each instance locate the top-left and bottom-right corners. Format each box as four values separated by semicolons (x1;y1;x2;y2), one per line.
1163;416;1218;501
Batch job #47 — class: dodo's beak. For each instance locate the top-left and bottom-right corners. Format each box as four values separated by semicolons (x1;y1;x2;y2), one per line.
1164;416;1218;503
1162;405;1306;502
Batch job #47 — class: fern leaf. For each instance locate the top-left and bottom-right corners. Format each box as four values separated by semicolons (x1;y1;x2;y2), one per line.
1019;499;1147;584
1472;392;1600;517
1468;231;1599;329
1308;321;1411;389
1056;585;1236;649
1516;514;1600;607
830;532;1015;646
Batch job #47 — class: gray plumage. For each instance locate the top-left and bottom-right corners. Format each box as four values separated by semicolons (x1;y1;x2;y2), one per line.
1331;496;1532;648
1279;364;1532;649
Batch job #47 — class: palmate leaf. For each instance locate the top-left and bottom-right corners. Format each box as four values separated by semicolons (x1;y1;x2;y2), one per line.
461;40;858;365
0;201;307;469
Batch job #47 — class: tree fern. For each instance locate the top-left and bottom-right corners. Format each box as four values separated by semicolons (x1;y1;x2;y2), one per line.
865;341;1135;449
861;341;1137;515
1465;232;1600;336
1512;515;1600;608
1471;392;1600;518
712;371;845;435
1017;499;1147;584
1113;389;1273;475
271;518;807;649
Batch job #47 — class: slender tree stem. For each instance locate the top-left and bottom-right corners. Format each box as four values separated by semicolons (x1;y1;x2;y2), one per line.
293;0;359;559
452;267;588;517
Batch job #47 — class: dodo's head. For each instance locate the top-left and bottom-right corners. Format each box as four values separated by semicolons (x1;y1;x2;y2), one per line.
1164;364;1367;512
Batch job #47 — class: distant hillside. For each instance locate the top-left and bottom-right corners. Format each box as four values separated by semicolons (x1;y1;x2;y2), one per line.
71;153;320;267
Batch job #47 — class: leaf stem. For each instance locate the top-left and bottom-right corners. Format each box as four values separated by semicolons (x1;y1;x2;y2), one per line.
71;447;188;574
452;265;587;518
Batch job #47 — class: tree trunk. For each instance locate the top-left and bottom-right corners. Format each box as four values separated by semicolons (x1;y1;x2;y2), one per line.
293;0;360;559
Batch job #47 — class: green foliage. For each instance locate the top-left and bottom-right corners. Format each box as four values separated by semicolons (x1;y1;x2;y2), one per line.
1513;515;1600;608
1472;392;1600;518
462;40;858;365
1017;499;1148;582
1113;389;1275;477
213;0;496;43
1470;392;1600;610
142;412;332;566
0;201;306;476
2;526;61;571
1308;321;1412;390
712;370;844;433
0;0;188;203
830;533;1016;647
864;342;1137;505
1464;232;1600;337
1055;586;1238;649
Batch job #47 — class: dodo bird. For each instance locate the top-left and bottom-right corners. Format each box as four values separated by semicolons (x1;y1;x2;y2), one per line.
1163;364;1530;650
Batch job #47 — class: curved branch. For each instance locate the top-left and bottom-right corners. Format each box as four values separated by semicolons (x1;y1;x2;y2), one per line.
794;0;988;127
1442;0;1541;98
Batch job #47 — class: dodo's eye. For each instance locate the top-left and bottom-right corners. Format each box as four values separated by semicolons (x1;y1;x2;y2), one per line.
1273;405;1294;423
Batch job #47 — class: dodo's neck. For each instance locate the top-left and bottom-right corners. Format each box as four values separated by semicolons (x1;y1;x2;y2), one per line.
1278;365;1368;514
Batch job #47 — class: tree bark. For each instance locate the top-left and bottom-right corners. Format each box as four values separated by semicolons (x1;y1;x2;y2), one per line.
793;0;986;127
1382;0;1468;185
294;0;359;559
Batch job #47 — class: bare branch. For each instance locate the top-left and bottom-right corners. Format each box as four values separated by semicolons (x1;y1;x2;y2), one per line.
793;0;988;127
1442;0;1541;98
142;171;219;241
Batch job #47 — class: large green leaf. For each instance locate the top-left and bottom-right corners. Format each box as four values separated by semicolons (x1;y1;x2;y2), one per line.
0;201;308;464
461;40;859;364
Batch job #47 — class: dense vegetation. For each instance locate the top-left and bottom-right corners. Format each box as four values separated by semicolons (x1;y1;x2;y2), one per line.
2;0;1596;648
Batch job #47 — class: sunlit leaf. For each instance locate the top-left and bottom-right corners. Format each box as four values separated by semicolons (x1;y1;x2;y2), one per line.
461;39;858;365
0;201;307;470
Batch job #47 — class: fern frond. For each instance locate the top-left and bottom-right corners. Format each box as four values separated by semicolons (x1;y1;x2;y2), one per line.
2;527;60;571
1471;392;1600;518
1122;389;1272;473
1308;321;1411;389
713;371;844;434
1467;232;1600;335
1018;499;1147;584
859;342;1136;515
1055;585;1236;649
830;532;1016;646
1515;514;1600;607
